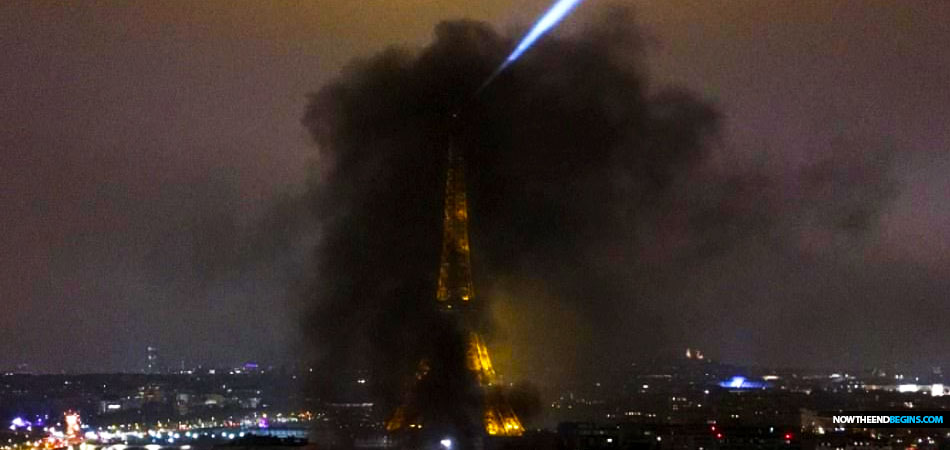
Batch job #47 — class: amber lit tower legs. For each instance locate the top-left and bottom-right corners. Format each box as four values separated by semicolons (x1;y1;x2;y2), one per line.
386;145;523;438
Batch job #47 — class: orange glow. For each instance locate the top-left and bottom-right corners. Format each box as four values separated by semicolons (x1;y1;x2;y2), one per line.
388;146;523;437
64;412;81;439
435;147;474;305
467;333;497;382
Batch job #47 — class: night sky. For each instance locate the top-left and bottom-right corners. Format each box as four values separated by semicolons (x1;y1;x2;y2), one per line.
2;1;949;374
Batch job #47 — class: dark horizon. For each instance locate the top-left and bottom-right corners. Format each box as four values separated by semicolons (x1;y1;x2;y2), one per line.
3;355;939;378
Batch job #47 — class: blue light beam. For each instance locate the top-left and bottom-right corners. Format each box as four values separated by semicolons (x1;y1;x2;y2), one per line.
476;0;586;94
505;0;585;66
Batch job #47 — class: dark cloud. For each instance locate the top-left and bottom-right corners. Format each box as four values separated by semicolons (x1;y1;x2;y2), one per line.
299;7;948;420
299;9;727;430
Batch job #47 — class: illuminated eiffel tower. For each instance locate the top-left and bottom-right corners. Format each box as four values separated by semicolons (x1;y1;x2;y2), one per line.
386;145;524;438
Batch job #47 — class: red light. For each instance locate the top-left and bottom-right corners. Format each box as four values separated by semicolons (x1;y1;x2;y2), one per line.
716;433;723;439
784;433;793;440
710;426;716;431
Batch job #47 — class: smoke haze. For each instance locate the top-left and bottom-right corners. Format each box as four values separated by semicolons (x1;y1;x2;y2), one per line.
3;1;948;381
299;7;950;410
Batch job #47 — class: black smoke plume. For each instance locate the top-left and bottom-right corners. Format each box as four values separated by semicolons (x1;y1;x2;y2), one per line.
293;5;916;440
299;6;724;437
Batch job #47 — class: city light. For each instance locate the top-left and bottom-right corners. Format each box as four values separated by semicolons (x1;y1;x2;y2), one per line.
719;375;766;389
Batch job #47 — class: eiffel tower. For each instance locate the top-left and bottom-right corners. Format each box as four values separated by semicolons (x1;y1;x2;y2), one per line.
386;145;524;439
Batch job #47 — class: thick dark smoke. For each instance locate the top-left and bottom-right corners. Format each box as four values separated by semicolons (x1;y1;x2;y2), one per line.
300;7;723;433
298;4;921;439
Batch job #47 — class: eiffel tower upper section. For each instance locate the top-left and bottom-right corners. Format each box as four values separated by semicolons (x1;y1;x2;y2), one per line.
435;146;475;311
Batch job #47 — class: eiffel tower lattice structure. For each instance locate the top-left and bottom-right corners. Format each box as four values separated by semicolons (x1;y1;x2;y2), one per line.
385;144;524;438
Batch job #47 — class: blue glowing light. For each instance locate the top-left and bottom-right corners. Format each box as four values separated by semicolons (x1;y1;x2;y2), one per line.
10;417;30;430
719;376;767;389
505;0;585;66
476;0;586;93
